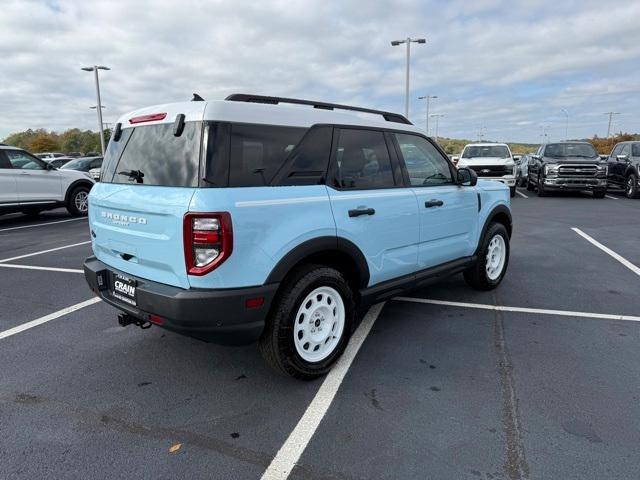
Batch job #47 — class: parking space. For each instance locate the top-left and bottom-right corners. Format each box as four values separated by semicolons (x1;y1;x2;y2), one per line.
1;196;639;479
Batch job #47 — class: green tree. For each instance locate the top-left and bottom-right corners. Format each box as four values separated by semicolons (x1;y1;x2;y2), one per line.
29;134;61;153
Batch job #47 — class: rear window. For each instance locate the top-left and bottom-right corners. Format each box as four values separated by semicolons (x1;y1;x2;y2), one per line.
101;122;202;187
228;124;306;187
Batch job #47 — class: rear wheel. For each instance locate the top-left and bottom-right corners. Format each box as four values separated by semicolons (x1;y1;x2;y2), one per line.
258;264;355;380
66;185;90;216
464;222;510;291
626;174;639;199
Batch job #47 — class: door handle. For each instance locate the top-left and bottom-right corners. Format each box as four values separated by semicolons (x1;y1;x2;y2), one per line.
348;208;375;217
425;199;444;208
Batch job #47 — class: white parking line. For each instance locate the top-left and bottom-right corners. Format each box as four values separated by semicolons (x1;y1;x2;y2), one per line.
515;190;529;198
0;297;101;341
393;297;640;322
0;240;91;263
572;227;640;277
260;302;385;480
605;195;619;200
0;217;86;233
0;264;84;274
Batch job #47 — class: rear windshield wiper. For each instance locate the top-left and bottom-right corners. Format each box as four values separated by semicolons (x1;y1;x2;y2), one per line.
117;169;145;183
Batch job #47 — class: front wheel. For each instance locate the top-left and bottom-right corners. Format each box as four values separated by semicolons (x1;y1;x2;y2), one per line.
537;177;548;197
66;185;90;216
593;190;606;199
464;222;510;291
626;174;640;199
258;265;355;380
510;186;516;198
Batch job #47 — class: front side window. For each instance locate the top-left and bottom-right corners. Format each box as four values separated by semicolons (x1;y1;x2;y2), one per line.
610;144;622;157
229;124;306;187
395;133;453;186
632;144;640;157
620;144;630;156
5;150;45;170
333;129;395;189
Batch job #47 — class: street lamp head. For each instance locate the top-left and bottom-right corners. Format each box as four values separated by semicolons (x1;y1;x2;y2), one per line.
96;66;110;71
414;38;426;44
81;67;94;71
391;40;403;46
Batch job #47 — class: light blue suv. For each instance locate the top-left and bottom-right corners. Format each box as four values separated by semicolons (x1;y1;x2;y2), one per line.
83;94;512;379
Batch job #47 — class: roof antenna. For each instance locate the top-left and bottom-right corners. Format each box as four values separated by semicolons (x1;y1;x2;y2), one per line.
192;93;204;102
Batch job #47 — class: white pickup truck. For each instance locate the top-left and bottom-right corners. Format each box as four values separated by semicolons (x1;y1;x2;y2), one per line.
457;143;517;197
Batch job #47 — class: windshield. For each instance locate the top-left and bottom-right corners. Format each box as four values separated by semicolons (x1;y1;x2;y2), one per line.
462;145;510;158
61;158;94;171
101;122;202;187
544;143;597;158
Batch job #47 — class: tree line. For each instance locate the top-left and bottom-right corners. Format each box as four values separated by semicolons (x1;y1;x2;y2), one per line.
2;128;111;155
2;127;637;157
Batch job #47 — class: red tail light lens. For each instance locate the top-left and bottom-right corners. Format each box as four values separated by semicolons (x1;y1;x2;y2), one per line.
183;212;233;276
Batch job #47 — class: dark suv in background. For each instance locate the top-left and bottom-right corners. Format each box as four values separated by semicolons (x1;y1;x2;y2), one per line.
607;141;640;198
526;142;607;198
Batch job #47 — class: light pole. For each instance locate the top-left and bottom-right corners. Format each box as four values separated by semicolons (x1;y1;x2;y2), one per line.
561;108;569;140
603;112;620;139
418;95;437;134
82;65;110;155
391;37;426;118
430;114;445;143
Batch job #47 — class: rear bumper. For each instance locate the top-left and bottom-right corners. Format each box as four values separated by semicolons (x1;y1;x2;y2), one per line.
543;177;607;190
83;256;278;345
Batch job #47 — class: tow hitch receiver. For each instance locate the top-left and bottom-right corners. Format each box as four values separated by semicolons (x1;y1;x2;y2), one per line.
118;313;152;329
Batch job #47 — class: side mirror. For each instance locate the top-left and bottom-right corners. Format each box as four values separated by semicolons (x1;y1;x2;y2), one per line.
452;155;459;166
457;167;477;186
45;162;55;170
617;154;629;162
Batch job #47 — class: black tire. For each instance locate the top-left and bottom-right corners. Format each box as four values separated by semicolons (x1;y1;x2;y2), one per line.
510;186;516;198
464;222;510;291
526;178;534;191
593;190;606;199
258;264;355;380
66;185;90;216
537;177;547;197
625;174;640;199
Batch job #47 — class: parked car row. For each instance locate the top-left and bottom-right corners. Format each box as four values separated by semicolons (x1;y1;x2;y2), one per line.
453;139;639;200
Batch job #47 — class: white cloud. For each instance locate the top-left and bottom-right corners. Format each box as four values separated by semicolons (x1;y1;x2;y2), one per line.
0;0;639;143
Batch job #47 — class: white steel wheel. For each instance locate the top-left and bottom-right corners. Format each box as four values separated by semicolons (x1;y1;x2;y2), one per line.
74;190;89;213
293;286;346;363
485;234;506;281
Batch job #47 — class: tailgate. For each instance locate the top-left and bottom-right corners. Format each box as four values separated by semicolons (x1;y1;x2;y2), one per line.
89;183;196;289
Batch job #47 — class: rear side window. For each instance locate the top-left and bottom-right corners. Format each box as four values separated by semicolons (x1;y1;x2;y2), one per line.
229;124;306;187
103;122;201;187
333;129;395;189
273;126;333;185
0;152;11;169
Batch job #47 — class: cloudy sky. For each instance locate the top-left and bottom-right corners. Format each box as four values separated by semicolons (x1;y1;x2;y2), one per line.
1;0;639;143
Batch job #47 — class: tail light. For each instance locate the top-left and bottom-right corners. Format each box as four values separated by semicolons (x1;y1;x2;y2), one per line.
183;212;233;276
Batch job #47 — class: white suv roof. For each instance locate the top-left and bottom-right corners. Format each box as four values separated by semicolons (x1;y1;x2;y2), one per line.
464;143;509;147
116;94;425;134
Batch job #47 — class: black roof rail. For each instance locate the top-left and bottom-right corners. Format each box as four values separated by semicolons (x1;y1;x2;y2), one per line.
225;93;412;125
